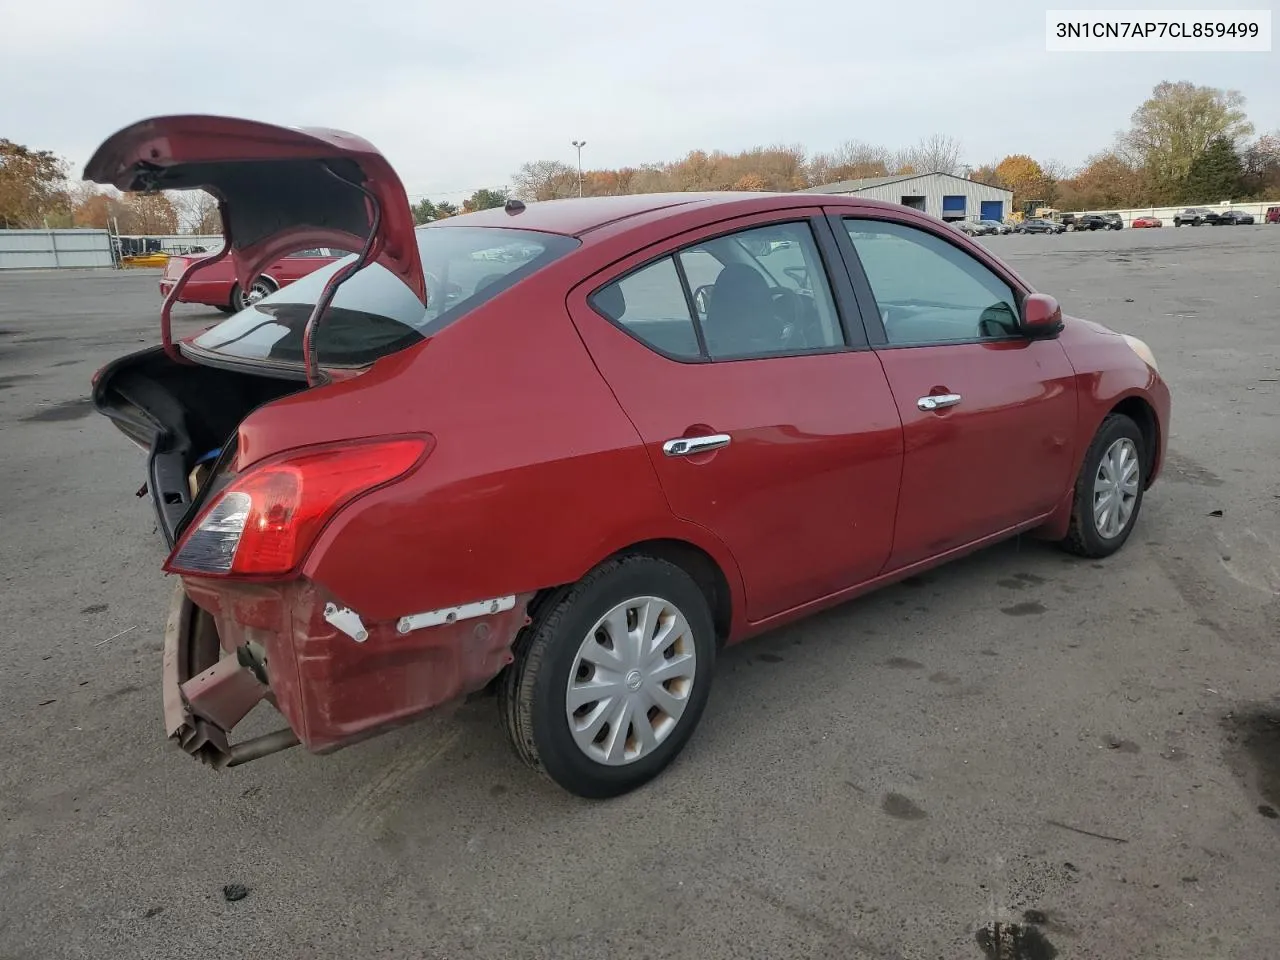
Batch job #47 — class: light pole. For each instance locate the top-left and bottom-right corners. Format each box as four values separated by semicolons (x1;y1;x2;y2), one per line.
571;140;586;197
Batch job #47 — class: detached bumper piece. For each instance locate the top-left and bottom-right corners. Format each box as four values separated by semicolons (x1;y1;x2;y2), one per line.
162;584;299;768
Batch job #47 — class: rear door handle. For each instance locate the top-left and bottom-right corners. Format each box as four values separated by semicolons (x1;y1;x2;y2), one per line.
663;434;731;457
917;393;962;411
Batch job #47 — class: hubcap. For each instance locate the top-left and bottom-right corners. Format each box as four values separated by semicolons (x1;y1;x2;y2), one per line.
1093;437;1140;539
246;281;272;305
566;596;697;766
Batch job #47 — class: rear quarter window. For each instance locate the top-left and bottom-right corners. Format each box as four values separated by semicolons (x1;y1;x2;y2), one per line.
190;226;579;367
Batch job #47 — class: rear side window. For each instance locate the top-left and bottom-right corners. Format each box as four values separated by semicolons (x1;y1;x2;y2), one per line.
589;220;844;362
589;257;701;360
191;227;579;367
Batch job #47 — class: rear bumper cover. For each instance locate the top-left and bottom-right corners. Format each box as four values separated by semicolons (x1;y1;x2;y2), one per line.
163;578;533;768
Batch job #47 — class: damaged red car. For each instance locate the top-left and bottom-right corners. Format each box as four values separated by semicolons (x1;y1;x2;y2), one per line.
87;115;1171;798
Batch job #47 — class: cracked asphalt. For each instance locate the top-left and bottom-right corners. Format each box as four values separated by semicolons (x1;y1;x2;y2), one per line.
1;225;1278;960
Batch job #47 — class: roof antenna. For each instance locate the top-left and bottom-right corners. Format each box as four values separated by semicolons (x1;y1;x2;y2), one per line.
504;198;525;215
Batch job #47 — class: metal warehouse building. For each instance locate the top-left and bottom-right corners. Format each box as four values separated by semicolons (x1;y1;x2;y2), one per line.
803;172;1014;223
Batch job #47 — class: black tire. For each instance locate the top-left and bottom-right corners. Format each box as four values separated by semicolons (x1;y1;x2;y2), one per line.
500;555;716;799
214;305;236;315
1059;413;1146;559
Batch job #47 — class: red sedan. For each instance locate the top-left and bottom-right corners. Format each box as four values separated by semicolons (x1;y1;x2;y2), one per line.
160;246;343;313
87;116;1171;798
1131;216;1163;229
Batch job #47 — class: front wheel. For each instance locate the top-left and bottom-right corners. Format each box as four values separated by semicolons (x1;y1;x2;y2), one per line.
1060;414;1146;558
500;556;716;798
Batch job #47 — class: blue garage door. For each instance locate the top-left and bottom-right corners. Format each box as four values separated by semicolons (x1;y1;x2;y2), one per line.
942;195;966;215
980;200;1004;221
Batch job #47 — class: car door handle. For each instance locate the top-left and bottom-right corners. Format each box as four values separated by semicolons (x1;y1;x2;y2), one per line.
663;434;731;457
917;393;962;411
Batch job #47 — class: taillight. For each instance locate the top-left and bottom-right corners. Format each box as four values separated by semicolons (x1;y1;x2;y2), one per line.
165;437;429;578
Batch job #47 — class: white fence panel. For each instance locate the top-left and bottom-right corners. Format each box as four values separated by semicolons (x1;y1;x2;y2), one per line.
0;229;114;269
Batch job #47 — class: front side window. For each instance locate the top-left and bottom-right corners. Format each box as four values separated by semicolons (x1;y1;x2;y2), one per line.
590;220;844;362
191;226;579;367
844;219;1020;345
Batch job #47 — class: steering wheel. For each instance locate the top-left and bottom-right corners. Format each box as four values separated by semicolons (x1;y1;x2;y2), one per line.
770;288;812;349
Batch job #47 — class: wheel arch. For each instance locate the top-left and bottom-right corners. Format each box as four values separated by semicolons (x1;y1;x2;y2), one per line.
1108;394;1160;488
610;538;734;646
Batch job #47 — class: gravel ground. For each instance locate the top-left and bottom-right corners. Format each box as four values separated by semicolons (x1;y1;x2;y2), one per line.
1;224;1278;960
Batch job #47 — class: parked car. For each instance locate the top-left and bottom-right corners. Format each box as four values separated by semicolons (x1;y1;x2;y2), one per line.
160;247;345;313
86;115;1171;799
1267;206;1280;224
1074;214;1118;231
1131;216;1163;229
950;220;983;236
1216;209;1255;225
978;219;1012;235
1015;218;1065;234
1173;207;1220;227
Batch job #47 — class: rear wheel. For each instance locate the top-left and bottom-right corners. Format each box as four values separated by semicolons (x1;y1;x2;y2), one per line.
1060;414;1146;558
229;277;277;313
500;556;716;798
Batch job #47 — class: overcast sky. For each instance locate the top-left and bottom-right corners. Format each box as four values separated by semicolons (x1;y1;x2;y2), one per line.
2;0;1275;200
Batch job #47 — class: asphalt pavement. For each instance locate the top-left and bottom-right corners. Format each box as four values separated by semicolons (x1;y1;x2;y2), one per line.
1;225;1278;960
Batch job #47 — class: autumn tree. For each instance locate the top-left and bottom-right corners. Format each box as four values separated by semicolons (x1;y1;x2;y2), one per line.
732;173;767;192
994;154;1053;210
1058;151;1150;210
1123;81;1253;201
0;139;70;228
462;188;508;212
1183;135;1243;203
511;160;577;201
68;183;127;229
118;192;178;234
969;161;1005;188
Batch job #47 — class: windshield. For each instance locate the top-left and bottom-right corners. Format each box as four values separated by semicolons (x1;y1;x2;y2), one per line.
190;226;579;367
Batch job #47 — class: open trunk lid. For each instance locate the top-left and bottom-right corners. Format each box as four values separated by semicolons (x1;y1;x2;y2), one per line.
84;114;426;304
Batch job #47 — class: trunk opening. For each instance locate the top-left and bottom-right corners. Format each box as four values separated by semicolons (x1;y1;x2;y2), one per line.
93;346;306;546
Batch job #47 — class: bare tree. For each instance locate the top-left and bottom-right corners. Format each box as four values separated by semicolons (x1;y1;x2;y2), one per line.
171;190;222;234
511;160;578;201
898;134;964;176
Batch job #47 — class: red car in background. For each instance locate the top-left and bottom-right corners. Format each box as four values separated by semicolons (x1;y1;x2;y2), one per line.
87;115;1171;799
1131;216;1162;229
160;247;344;313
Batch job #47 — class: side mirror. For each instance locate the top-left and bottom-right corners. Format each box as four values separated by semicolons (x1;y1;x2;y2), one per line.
1020;293;1063;338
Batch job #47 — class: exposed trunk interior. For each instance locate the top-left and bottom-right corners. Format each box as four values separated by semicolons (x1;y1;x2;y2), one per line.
93;346;306;547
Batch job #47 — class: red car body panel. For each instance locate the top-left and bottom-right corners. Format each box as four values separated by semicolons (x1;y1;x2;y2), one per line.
873;338;1078;567
1132;216;1162;228
84;118;1172;770
159;250;340;309
565;207;904;621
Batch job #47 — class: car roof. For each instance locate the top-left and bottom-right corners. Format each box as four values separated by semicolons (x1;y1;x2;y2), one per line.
429;191;890;238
